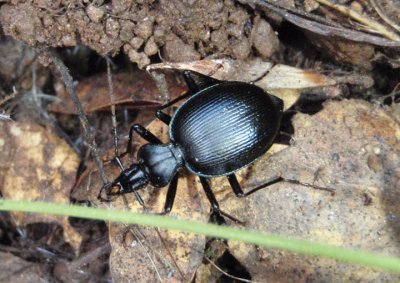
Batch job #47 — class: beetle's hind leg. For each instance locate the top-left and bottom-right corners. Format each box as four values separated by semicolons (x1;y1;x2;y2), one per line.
228;173;281;198
229;175;284;197
199;177;244;225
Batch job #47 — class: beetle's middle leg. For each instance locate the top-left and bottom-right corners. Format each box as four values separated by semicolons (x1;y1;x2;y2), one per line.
199;177;243;224
161;174;179;214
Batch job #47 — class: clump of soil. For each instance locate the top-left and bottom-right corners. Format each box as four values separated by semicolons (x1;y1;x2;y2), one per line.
0;0;279;68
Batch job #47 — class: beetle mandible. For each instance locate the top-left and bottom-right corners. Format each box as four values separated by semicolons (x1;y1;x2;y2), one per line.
107;70;285;222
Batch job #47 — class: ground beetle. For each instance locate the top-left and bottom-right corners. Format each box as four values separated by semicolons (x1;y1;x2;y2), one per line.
108;71;285;222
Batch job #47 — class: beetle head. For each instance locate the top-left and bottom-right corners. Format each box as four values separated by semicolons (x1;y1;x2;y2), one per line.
108;163;149;195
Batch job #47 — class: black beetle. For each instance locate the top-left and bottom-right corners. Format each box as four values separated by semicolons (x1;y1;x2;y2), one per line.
108;71;285;221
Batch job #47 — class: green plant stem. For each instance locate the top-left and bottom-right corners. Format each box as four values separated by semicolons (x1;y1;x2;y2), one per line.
1;199;399;273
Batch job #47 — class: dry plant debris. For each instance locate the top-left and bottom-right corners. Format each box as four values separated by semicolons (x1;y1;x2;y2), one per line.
0;122;82;252
49;71;186;114
0;0;279;68
74;119;209;282
0;252;46;282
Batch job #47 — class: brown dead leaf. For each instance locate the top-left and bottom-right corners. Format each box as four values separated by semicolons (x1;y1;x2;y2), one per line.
49;71;186;114
0;252;46;282
107;120;208;282
148;59;369;109
0;122;82;252
73;119;209;282
214;100;400;281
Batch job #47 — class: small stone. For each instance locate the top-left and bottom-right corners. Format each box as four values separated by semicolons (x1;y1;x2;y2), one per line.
128;49;150;69
231;39;251;60
252;18;280;59
163;35;200;62
129;37;144;50
86;4;104;23
144;37;158;56
136;16;154;40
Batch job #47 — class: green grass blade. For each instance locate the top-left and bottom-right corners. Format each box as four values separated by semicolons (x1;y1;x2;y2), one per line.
0;199;399;273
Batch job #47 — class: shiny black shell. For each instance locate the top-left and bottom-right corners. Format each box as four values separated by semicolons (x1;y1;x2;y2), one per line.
169;82;283;177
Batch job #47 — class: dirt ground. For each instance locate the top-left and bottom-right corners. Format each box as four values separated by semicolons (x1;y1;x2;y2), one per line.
0;0;399;282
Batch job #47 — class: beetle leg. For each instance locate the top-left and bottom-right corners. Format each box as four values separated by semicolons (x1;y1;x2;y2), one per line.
162;174;179;213
273;131;292;146
126;124;162;154
199;177;243;224
155;110;172;125
133;190;145;206
227;174;244;197
242;176;283;196
183;70;200;92
114;156;125;171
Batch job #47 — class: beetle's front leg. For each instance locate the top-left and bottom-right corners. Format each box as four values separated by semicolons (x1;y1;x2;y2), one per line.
126;124;162;154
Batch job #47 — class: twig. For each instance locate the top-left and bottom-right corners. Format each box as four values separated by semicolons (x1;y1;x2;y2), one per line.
155;227;186;281
106;57;119;158
66;242;111;271
241;0;400;47
44;48;109;186
314;0;400;41
0;88;18;107
204;256;259;283
0;111;13;122
369;0;400;33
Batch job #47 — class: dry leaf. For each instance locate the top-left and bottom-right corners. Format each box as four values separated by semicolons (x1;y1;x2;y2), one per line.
49;71;186;114
74;119;210;282
0;122;82;252
147;59;367;109
0;252;46;282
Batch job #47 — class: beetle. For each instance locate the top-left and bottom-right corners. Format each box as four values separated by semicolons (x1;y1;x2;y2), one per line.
107;70;285;221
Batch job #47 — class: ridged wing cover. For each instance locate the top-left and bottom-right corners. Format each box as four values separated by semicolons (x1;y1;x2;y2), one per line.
170;82;283;177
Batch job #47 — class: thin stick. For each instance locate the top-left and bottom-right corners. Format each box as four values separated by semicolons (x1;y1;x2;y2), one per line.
0;89;17;107
106;57;120;158
204;256;259;283
314;0;400;41
45;48;109;186
369;0;400;33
